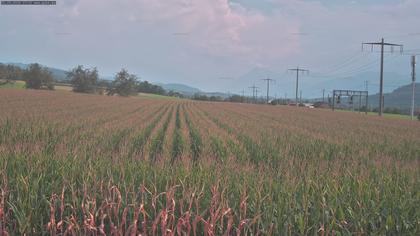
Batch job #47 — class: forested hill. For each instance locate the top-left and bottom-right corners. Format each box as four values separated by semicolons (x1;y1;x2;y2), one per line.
369;83;420;110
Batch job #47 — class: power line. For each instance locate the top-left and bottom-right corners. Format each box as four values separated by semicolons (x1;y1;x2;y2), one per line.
384;32;420;40
312;53;398;79
317;52;365;76
313;58;380;78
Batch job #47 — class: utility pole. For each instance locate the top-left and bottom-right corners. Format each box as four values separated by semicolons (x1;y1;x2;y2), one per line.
262;78;274;104
288;67;309;107
240;89;245;103
300;90;302;104
362;38;403;116
411;55;416;120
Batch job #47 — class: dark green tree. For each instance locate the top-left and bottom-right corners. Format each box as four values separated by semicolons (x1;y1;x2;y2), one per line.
107;69;138;96
167;90;184;98
137;80;166;95
67;65;98;93
23;63;54;90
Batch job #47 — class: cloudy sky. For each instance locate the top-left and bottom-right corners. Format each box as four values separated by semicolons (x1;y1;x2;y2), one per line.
1;0;419;96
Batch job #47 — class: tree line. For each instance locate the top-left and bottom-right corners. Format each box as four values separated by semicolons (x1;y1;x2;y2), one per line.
0;63;172;97
0;63;54;89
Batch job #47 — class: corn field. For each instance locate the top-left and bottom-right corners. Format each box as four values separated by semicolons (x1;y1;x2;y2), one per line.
0;89;419;235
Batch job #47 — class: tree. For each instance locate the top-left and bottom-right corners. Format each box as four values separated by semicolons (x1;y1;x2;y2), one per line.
193;93;208;101
226;95;243;103
167;90;184;98
23;63;54;90
107;69;138;96
137;80;166;95
0;64;23;82
67;65;98;93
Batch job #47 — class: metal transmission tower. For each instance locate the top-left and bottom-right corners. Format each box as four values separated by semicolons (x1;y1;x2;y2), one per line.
288;67;309;107
332;90;368;114
261;78;274;104
255;87;260;101
249;85;259;103
411;55;416;120
362;38;403;116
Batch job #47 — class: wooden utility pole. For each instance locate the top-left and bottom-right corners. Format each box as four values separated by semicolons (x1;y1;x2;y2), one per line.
288;67;309;107
362;38;403;116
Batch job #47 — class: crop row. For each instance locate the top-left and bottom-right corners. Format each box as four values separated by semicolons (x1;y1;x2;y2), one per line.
149;107;174;162
183;105;202;164
171;105;184;163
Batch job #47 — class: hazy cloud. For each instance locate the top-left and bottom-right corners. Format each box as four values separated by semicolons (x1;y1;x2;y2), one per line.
0;0;418;92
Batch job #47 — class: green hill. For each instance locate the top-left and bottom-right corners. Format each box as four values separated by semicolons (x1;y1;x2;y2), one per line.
157;83;201;95
368;83;420;111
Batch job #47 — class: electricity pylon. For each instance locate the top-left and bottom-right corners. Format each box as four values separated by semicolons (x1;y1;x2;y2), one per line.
362;38;403;116
288;67;309;107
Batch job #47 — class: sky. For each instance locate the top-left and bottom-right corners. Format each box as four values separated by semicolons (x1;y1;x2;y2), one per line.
0;0;419;97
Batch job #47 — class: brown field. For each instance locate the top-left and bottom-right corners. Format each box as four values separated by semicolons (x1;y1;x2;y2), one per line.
0;88;419;235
